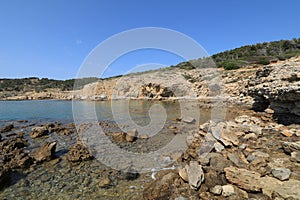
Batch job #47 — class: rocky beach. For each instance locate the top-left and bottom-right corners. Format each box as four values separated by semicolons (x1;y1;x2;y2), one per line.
0;55;300;199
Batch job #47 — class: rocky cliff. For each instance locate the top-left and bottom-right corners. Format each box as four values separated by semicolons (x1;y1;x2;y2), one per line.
248;56;300;124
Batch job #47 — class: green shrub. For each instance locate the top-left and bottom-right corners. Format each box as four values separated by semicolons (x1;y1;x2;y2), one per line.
257;58;270;65
221;61;240;70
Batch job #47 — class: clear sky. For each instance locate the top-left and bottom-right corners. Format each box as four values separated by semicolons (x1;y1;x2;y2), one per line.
0;0;300;79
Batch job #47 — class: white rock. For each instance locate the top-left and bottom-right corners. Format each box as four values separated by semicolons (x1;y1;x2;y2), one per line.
185;161;204;190
210;185;222;195
271;168;291;181
222;185;235;197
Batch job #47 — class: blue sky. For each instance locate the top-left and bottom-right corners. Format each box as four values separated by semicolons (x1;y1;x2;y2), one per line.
0;0;299;79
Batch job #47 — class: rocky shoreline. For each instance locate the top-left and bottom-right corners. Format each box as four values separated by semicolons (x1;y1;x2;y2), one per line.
0;56;299;199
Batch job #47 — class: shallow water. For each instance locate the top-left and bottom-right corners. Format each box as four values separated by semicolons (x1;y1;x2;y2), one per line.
0;100;226;199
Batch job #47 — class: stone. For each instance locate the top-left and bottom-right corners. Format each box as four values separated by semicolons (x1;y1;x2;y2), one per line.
31;141;57;162
221;185;235;197
271;168;291;181
174;196;188;200
227;152;248;167
209;153;233;173
182;117;195;124
282;141;300;154
224;167;261;192
260;176;300;199
139;133;149;139
291;151;300;162
213;142;224;152
125;129;138;142
178;168;188;182
66;141;93;162
0;166;10;190
112;132;125;142
265;108;274;114
98;176;111;188
210;185;222;195
243;133;257;140
143;171;178;200
0;124;14;133
281;130;293;137
30;126;49;138
185;161;204;190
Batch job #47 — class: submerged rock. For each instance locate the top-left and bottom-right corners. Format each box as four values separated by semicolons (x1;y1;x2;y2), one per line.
32;141;57;162
0;124;14;133
0;166;10;190
125;129;138;142
98;175;111;188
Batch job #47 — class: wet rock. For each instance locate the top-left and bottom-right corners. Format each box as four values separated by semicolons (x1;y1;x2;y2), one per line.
282;141;300;154
143;171;179;200
112;132;126;142
0;166;10;190
182;117;195;124
224;166;261;192
291;151;300;162
98;175;111;188
66;141;93;162
0;124;14;133
139;133;149;139
30;126;49;139
185;161;204;190
210;185;222;195
271;168;291;181
32;141;57;162
125;129;137;142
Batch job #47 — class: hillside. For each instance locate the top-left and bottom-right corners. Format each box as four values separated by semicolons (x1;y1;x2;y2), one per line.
1;37;300;100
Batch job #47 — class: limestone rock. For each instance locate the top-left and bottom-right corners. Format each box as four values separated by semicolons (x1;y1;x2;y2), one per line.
185;161;204;190
224;166;261;192
125;129;138;142
98;175;111;188
32;141;57;162
66;141;93;162
210;185;222;195
178;168;188;182
271;168;291;181
30;126;49;138
182;117;195;124
291;151;300;162
221;185;235;197
0;124;14;133
282;141;300;154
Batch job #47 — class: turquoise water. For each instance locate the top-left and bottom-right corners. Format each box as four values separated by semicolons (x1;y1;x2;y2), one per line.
0;100;182;123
